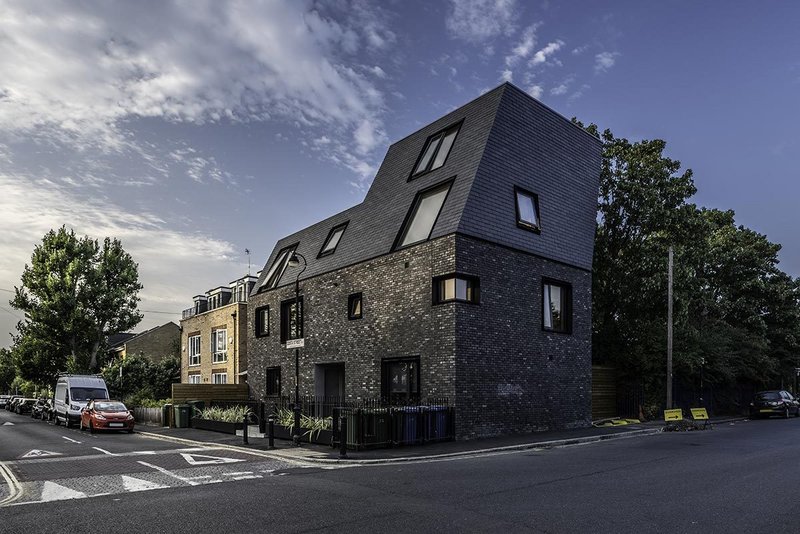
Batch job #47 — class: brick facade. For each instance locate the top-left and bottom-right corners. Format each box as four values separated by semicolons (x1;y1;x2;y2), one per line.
113;322;180;363
180;303;247;385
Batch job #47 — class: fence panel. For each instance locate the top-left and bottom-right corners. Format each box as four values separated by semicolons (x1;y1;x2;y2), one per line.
133;407;162;426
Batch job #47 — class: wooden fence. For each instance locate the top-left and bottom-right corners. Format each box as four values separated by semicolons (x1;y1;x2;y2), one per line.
171;383;250;404
133;407;163;426
591;366;617;420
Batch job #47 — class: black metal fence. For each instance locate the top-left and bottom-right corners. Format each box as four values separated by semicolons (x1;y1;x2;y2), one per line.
263;395;455;449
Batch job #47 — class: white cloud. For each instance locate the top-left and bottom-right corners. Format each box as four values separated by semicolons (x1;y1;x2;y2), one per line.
0;172;241;348
504;23;541;67
529;40;565;67
500;69;514;83
595;51;620;73
370;66;388;79
446;0;518;43
527;84;544;99
550;76;574;96
572;44;590;55
0;0;389;181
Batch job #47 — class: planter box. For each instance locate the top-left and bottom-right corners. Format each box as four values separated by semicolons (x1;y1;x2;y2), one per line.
191;418;244;434
271;424;333;446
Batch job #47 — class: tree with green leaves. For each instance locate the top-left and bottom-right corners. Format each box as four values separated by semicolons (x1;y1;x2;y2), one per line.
11;226;143;381
0;348;16;394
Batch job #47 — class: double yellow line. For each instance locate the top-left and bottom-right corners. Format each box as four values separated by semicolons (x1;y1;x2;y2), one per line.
0;461;23;506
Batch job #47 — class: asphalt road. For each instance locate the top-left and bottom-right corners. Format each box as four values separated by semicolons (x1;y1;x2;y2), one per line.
2;409;799;533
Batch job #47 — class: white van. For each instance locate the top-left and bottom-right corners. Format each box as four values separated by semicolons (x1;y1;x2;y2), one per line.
53;374;109;428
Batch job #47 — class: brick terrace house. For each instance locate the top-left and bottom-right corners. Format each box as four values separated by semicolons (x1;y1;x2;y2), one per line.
108;322;180;362
180;274;258;385
247;83;601;439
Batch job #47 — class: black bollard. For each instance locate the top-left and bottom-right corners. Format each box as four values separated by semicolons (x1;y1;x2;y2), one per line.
339;415;348;458
267;416;275;450
243;414;249;445
259;402;266;434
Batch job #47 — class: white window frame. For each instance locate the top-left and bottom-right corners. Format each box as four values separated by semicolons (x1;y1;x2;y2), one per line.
212;372;228;385
212;328;227;363
188;335;201;366
188;374;201;384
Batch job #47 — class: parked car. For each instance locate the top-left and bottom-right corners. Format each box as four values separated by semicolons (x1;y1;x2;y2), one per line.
79;400;135;433
5;395;21;411
15;398;36;415
6;396;22;412
750;390;800;419
0;395;10;409
31;398;48;419
41;398;54;421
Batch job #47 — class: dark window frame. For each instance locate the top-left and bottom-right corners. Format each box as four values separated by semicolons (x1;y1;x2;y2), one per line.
381;356;421;404
392;178;454;251
317;221;349;258
432;273;480;305
280;296;304;344
409;120;463;180
348;292;363;320
254;305;270;337
265;366;281;397
514;185;542;234
259;243;299;292
542;278;572;334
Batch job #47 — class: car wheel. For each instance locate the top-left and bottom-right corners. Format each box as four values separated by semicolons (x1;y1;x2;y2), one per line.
54;413;60;426
784;407;790;419
127;429;134;434
64;416;71;429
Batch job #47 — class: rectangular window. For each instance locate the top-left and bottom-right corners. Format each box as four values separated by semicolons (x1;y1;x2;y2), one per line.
515;186;541;232
543;280;572;334
433;274;480;304
211;328;227;363
318;222;348;258
411;122;461;178
395;179;452;250
265;367;281;396
212;372;228;385
188;335;201;366
255;306;270;337
260;244;298;290
280;297;304;344
381;357;420;404
188;374;201;384
348;292;363;320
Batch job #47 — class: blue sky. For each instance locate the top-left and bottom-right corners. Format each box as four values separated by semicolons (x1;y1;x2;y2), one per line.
1;0;798;348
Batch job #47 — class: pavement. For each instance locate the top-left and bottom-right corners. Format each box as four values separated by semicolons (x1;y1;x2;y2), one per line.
135;415;747;464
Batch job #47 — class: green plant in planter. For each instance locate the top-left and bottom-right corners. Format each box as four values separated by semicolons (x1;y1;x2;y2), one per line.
273;408;332;440
199;405;252;423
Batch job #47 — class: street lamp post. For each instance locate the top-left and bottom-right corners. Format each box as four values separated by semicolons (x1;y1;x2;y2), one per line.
287;252;307;446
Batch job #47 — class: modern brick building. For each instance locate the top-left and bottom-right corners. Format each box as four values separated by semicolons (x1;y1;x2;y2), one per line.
247;83;601;438
180;274;258;385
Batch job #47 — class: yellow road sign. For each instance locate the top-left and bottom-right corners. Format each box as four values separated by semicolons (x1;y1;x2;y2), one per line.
690;408;709;420
664;408;683;421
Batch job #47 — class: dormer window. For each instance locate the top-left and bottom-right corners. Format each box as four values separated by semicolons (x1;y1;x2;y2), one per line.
260;244;298;290
411;122;461;178
318;222;348;258
394;179;452;250
515;186;541;233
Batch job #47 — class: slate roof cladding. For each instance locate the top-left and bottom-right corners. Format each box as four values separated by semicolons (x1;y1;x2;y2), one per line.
253;82;601;294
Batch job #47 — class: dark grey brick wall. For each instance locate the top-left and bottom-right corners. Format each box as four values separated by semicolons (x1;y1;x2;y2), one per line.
454;234;592;438
248;236;458;404
459;83;601;271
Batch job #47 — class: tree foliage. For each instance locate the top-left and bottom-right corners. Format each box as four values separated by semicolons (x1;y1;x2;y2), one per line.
11;226;143;382
102;354;180;402
579;122;800;408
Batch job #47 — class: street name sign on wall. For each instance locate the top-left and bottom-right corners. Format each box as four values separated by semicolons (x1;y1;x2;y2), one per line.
286;338;305;349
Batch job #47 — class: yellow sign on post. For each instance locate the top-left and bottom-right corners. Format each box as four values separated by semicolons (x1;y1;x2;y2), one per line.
664;408;683;421
690;408;709;420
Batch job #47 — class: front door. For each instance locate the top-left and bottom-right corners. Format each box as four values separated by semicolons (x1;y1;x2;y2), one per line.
314;363;345;417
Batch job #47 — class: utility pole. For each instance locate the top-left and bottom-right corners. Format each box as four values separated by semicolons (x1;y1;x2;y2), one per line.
667;246;674;410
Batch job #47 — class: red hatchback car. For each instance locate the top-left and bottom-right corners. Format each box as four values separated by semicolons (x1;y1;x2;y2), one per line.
79;400;135;433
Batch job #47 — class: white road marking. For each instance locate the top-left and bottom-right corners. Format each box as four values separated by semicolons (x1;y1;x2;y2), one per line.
2;422;14;426
130;451;157;455
92;447;117;456
137;461;199;486
21;450;61;458
224;471;254;476
180;453;245;466
231;475;262;481
61;436;81;444
121;475;168;492
0;462;23;506
39;481;86;502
